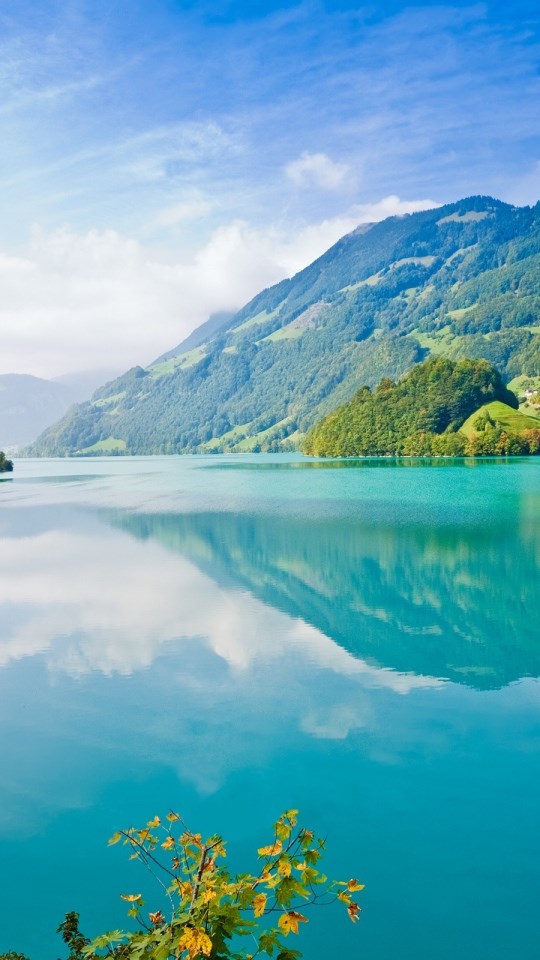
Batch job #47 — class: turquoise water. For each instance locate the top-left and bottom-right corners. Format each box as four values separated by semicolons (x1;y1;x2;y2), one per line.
1;455;539;959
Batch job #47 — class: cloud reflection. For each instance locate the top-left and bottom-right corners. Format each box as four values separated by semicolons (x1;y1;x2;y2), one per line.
0;518;439;697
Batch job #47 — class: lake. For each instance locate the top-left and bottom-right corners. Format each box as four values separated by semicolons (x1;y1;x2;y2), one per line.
1;455;539;960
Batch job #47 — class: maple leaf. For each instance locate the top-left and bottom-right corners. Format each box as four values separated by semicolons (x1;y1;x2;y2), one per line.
347;879;365;892
161;836;175;850
120;893;141;902
253;893;267;918
347;902;362;923
258;840;283;857
278;911;308;936
175;880;193;898
149;910;165;925
177;925;212;959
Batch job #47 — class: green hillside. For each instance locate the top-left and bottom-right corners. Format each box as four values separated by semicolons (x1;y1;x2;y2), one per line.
460;401;540;438
302;357;521;457
29;195;540;456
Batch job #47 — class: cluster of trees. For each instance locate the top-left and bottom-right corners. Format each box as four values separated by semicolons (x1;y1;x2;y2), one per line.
396;427;540;457
0;451;13;472
302;357;521;458
1;811;361;960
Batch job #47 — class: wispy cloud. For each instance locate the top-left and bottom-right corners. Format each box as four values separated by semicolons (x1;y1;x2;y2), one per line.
0;193;436;377
0;1;538;373
285;152;351;190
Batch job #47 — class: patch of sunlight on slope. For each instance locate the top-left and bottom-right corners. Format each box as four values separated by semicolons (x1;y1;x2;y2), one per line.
148;346;207;377
78;436;127;453
460;401;540;438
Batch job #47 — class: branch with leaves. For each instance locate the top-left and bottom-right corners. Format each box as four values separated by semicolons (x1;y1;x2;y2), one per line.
73;809;364;960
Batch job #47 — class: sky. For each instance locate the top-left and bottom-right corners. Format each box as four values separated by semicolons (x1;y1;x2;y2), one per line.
0;0;539;379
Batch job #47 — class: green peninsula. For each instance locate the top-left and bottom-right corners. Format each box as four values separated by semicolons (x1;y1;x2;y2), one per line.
302;357;540;457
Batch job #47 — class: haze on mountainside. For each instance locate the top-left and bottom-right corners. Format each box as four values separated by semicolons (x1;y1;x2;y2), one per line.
29;196;540;456
0;370;122;450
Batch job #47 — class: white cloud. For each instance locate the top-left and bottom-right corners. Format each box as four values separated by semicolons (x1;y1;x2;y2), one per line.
263;195;439;276
0;194;437;378
285;151;351;190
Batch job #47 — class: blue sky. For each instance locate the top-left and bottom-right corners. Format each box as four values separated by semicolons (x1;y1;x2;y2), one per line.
0;0;539;377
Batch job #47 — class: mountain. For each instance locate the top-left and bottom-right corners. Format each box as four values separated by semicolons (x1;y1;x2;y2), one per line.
0;370;121;451
302;357;527;457
52;368;123;402
154;311;235;363
0;374;75;450
29;196;540;456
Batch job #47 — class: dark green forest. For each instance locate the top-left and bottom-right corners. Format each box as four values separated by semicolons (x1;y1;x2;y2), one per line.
302;357;540;457
0;451;13;472
28;196;540;456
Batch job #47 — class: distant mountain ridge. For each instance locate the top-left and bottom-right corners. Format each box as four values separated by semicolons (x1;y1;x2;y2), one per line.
0;374;74;450
29;195;540;456
0;370;121;450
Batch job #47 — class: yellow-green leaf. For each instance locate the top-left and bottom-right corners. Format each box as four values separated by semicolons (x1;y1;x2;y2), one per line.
258;840;282;857
253;893;267;918
278;911;308;936
177;926;212;959
283;809;299;824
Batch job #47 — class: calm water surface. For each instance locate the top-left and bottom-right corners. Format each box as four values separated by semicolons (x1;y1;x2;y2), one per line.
1;455;539;959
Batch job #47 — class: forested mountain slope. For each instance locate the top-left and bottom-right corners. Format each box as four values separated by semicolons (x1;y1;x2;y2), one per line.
302;357;527;457
29;196;540;456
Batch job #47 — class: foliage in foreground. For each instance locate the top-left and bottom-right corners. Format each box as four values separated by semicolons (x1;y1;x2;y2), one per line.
0;451;13;472
50;810;362;960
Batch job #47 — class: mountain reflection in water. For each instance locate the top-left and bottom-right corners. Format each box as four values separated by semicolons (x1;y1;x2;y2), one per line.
113;503;540;689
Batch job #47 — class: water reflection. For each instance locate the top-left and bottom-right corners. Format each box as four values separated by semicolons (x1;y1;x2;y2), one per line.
1;462;540;960
113;507;540;689
201;456;522;469
2;483;539;690
0;502;445;828
0;505;438;689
